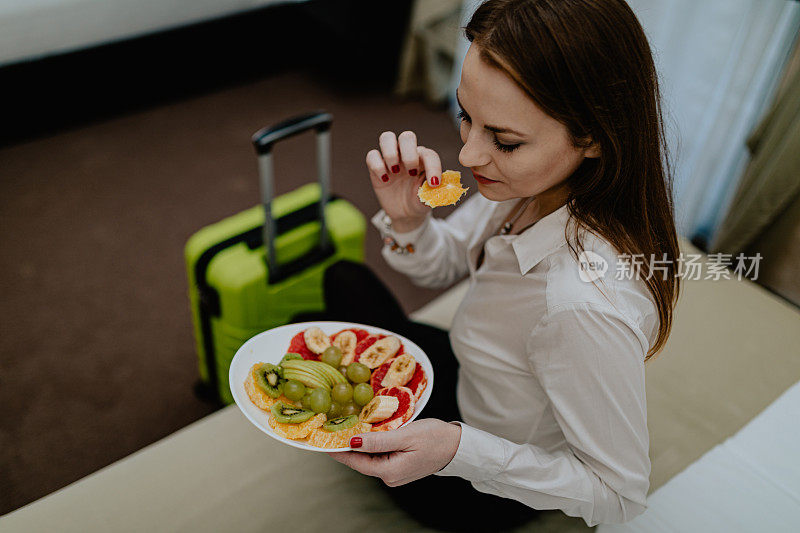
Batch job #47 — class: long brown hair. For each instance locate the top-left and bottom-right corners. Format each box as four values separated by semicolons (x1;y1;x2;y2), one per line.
465;0;680;361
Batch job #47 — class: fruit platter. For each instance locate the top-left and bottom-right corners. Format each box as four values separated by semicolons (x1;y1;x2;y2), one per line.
229;322;434;452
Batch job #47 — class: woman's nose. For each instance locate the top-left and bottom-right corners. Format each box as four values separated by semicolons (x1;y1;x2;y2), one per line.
458;131;491;169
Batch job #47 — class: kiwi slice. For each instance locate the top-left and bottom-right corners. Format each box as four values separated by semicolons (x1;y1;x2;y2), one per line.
281;353;304;364
322;415;359;432
255;363;284;398
271;401;314;424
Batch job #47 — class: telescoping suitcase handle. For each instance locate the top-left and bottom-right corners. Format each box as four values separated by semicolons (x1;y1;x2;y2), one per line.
251;111;334;284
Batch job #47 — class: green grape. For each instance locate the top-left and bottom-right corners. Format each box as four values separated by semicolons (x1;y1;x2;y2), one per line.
309;388;332;414
353;383;374;406
283;380;306;402
346;362;371;384
300;390;314;410
340;402;360;417
326;402;344;420
321;346;343;367
331;382;353;404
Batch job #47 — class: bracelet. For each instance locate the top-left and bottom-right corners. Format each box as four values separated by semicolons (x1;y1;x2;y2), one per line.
380;214;416;255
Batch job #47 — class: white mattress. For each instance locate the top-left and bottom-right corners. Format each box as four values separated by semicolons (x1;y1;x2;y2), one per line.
0;0;308;67
598;379;800;533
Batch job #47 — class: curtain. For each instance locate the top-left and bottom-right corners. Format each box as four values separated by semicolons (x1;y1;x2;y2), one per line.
394;0;463;105
624;0;800;241
712;42;800;255
448;0;482;121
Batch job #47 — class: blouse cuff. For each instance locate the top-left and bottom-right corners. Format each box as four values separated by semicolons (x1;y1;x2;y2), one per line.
370;209;432;246
370;209;440;271
434;422;506;482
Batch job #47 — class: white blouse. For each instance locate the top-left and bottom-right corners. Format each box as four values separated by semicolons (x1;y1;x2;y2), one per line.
371;193;659;526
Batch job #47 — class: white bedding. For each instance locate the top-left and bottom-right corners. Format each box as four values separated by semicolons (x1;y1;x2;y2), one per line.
0;0;309;67
598;379;800;533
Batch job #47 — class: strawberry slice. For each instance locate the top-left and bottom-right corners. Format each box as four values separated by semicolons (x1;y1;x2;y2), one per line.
354;334;379;362
331;328;370;343
288;329;409;366
370;359;392;394
287;330;320;361
405;364;428;401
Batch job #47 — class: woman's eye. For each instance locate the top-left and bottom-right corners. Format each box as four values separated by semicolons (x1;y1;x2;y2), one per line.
457;107;519;152
493;138;521;153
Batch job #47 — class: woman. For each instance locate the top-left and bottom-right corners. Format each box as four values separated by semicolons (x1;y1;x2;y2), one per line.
303;0;680;529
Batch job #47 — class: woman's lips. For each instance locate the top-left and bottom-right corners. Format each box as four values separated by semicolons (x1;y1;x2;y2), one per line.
473;171;499;185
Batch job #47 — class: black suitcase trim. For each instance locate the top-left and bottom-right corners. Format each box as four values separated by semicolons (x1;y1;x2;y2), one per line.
194;196;340;404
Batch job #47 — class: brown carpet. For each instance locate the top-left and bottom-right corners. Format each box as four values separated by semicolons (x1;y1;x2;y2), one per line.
0;68;470;514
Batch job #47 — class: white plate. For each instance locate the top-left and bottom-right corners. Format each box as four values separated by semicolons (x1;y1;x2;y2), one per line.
229;321;434;452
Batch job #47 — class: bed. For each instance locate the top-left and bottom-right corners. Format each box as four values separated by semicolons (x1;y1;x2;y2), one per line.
598;379;800;532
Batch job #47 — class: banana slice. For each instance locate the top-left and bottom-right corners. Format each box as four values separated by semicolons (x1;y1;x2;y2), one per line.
381;354;416;388
303;326;331;355
359;336;401;369
334;331;358;365
359;395;399;424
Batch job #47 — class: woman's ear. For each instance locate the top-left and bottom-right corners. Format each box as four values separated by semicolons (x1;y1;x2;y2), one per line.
584;141;601;159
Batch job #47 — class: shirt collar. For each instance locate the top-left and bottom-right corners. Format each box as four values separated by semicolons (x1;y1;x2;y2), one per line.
508;203;572;275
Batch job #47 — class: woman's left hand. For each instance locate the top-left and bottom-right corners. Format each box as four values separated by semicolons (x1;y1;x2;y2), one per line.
327;418;461;486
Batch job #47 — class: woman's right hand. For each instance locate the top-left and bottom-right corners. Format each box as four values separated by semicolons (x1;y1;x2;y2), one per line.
366;131;442;233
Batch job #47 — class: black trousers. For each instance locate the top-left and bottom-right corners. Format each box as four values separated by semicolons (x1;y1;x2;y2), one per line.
291;261;539;532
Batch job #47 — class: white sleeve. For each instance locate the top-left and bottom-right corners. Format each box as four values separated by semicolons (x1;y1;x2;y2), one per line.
369;194;486;289
435;304;651;527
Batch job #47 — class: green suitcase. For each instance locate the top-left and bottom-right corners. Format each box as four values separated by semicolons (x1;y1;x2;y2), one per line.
185;112;366;404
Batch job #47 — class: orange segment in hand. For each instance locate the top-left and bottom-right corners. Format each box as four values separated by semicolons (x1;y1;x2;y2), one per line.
417;170;469;207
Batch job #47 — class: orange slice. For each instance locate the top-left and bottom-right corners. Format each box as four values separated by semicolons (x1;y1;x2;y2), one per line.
245;364;285;410
268;412;326;440
306;422;372;449
244;363;300;411
417;170;468;207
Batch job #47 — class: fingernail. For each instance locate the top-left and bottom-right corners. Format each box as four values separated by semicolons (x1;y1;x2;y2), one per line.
391;164;400;174
409;168;418;176
381;174;389;182
430;176;439;186
350;437;363;448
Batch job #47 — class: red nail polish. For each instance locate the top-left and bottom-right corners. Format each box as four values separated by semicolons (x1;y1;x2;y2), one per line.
409;168;418;176
431;176;439;186
350;437;362;448
381;174;389;182
391;164;400;173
